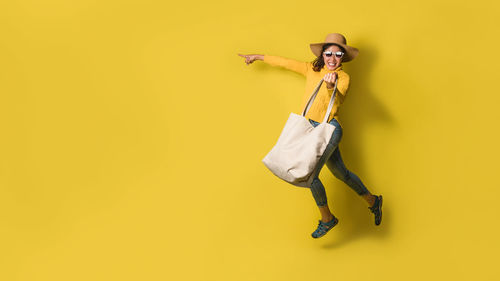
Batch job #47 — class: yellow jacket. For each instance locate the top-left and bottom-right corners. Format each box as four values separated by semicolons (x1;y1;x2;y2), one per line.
262;55;350;127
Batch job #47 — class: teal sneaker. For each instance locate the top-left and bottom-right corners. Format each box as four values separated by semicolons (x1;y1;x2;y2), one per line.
368;195;383;226
311;216;339;239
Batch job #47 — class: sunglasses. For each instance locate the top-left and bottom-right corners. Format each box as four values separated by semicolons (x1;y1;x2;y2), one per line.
323;51;344;58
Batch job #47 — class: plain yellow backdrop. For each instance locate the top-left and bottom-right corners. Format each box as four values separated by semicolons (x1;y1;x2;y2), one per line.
1;0;499;280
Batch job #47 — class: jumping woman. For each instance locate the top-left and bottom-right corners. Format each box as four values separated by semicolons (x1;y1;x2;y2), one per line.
238;33;383;239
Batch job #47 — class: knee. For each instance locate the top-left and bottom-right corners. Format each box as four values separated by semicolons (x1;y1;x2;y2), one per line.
332;121;343;137
332;168;350;182
310;177;321;188
330;128;342;146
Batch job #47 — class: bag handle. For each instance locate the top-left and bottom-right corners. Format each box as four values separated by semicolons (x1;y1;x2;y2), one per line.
301;77;338;123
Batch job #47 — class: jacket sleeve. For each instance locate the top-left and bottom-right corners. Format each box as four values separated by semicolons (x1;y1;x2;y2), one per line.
262;55;309;77
326;71;350;106
329;71;350;97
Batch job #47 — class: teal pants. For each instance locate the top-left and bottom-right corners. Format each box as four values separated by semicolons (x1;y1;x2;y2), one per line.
308;118;370;207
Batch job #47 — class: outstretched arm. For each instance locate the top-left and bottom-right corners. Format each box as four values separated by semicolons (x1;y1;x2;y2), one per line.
238;53;264;65
238;53;308;76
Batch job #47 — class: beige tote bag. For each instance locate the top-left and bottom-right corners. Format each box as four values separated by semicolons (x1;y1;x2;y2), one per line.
262;78;338;187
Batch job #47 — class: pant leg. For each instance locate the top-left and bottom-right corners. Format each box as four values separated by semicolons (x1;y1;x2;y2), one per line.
308;118;342;207
310;177;328;207
325;146;370;195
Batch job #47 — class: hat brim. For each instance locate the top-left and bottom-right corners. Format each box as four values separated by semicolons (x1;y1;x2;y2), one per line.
310;42;359;62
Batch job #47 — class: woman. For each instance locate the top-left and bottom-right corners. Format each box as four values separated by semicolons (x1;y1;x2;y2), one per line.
238;33;383;239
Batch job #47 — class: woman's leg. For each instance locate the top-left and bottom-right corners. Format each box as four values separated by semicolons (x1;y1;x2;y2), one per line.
308;118;383;226
310;177;335;222
308;118;342;222
325;147;377;206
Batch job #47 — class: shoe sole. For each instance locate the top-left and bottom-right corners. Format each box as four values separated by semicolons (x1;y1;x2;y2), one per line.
376;195;383;226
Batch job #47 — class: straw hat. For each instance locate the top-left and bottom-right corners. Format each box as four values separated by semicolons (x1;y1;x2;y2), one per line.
310;33;359;62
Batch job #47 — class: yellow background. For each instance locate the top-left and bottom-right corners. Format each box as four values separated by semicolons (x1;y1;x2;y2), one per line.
1;0;499;280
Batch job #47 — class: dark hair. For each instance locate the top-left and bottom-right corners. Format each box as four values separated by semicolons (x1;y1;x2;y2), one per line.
311;43;346;72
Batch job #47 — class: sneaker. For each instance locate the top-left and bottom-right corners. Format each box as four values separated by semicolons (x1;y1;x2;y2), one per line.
368;195;383;225
311;216;339;239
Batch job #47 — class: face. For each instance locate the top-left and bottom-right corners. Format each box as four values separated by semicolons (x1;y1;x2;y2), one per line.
322;45;344;71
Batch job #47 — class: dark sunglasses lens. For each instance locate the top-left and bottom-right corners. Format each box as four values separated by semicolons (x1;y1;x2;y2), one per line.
324;52;333;57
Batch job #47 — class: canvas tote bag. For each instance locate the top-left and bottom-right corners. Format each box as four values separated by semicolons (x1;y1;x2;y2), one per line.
262;78;338;187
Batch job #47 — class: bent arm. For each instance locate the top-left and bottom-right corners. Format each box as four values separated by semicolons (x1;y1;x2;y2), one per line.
326;71;350;106
262;55;309;76
328;71;350;97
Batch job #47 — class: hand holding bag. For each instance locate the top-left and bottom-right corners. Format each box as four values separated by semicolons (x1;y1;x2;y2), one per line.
262;77;338;187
